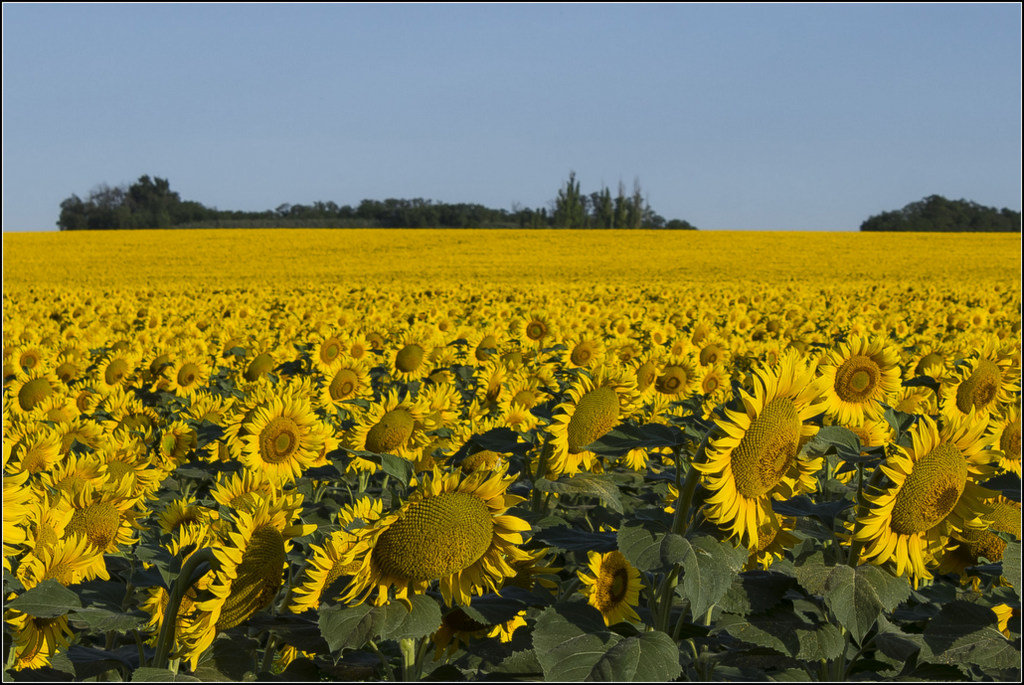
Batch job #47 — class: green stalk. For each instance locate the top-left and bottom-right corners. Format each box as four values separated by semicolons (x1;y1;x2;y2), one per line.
399;638;416;681
153;548;218;670
531;443;554;513
671;465;700;537
260;634;278;674
847;466;887;568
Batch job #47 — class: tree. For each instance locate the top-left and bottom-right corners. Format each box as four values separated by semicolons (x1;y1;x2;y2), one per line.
860;195;1020;232
554;171;587;228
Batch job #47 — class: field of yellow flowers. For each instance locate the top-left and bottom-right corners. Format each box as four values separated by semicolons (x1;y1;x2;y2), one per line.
2;228;1021;681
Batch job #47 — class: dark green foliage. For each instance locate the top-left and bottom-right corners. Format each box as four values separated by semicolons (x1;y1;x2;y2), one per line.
56;173;698;230
860;194;1021;232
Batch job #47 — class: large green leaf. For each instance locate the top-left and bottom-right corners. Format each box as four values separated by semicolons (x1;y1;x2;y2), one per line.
921;600;1021;673
796;562;910;645
531;605;621;681
318;604;384;654
719;571;799;615
590;631;683;682
7;579;82;618
378;594;442;641
679;536;749;618
130;667;200;682
67;606;146;633
716;603;844;661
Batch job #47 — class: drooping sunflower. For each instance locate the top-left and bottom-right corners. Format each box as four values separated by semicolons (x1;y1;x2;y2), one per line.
814;336;901;425
852;412;997;583
939;346;1020;422
345;390;430;472
694;352;823;548
184;499;315;669
577;550;643;626
335;466;533;608
547;365;639;478
984;405;1021;476
935;495;1020;584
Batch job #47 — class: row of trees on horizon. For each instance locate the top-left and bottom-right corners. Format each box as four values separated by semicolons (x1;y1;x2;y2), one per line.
55;175;1020;232
55;173;698;231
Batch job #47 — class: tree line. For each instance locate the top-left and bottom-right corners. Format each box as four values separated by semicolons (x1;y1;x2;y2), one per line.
860;195;1020;232
56;173;698;231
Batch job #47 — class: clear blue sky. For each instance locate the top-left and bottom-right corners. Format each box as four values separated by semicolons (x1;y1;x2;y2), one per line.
2;2;1020;231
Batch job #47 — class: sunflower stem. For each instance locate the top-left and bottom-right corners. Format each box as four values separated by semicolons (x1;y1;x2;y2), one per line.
672;463;700;537
847;466;887;568
531;444;554;513
399;637;417;681
260;633;277;674
367;639;395;681
152;547;218;670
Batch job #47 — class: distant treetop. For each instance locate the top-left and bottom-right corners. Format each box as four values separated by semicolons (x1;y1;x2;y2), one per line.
860;195;1021;232
56;173;699;231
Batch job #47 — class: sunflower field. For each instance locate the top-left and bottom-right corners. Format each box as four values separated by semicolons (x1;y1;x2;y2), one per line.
2;228;1021;682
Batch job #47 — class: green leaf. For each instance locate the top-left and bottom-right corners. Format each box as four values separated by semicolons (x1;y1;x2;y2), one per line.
67;606;146;632
680;535;749;618
921;600;1020;673
197;635;258;681
544;473;623;514
719;571;799;615
7;579;82;617
796;562;910;645
130;667;200;682
617;524;670;572
378;594;442;641
716;602;844;661
318;604;383;654
380;453;414;485
590;631;682;682
1002;539;1021;600
532;605;621;681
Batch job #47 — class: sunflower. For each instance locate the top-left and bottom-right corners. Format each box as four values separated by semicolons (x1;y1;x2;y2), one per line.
547;365;638;478
238;393;331;485
335;466;533;608
210;470;279;513
431;607;528;660
184;499;315;669
158;497;221;536
9;424;63;476
473;358;508;409
935;495;1020;584
984;406;1021;476
91;347;141;395
814;336;902;425
309;330;348;373
157;353;212;398
557;335;606;370
463;329;503;364
316;354;372;411
3;445;34;567
7;368;63;417
516;311;556;348
345;390;430;471
852;413;997;583
939;346;1020;422
693;352;823;548
655;358;700;398
577;550;643;626
62;485;142;555
389;330;438;382
744;512;800;571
